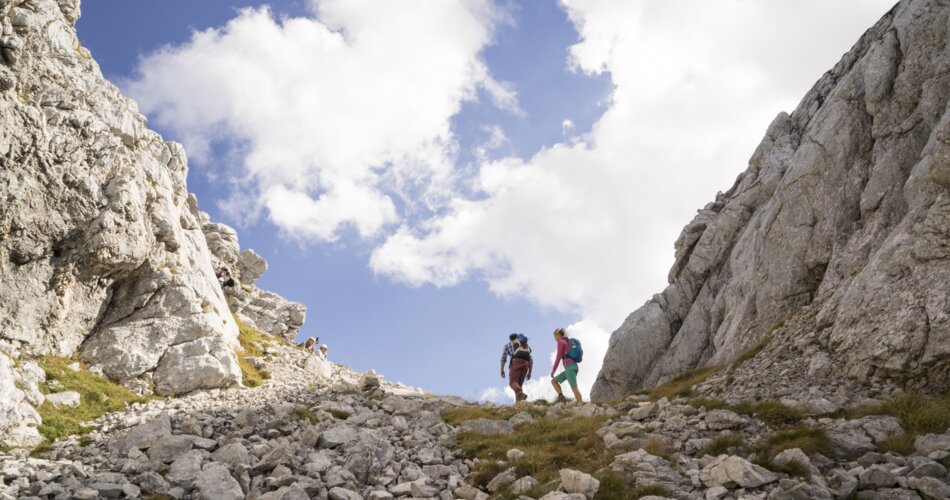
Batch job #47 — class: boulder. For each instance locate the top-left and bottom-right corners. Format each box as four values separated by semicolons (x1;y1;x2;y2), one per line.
196;463;244;500
705;409;745;430
915;434;950;455
700;455;779;489
486;467;517;493
45;391;81;408
107;413;172;454
559;468;600;497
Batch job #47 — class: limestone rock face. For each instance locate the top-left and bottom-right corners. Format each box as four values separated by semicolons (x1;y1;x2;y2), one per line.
593;0;950;400
199;215;306;342
0;0;242;400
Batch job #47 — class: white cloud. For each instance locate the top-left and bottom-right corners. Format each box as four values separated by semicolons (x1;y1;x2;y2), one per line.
125;0;514;241
126;0;897;400
561;118;575;135
372;0;896;398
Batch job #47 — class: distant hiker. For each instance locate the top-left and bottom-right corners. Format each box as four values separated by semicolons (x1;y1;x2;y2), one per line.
319;344;329;361
216;266;235;288
501;333;533;402
550;328;583;403
299;337;318;354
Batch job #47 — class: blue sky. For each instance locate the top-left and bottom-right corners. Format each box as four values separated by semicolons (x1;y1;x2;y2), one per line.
76;0;895;401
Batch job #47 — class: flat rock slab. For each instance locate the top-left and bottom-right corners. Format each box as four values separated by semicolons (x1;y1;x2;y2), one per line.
459;418;514;435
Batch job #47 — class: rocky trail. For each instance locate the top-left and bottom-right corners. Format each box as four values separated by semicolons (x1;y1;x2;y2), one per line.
2;338;949;499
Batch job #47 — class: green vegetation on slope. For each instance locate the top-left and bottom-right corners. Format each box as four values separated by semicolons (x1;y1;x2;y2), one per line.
35;356;150;443
235;316;273;387
848;392;950;455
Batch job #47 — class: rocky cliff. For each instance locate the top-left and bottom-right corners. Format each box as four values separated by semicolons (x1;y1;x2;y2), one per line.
593;0;950;401
0;0;305;446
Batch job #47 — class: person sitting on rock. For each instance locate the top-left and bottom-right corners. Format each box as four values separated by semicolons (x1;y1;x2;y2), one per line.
299;337;318;354
319;344;329;361
216;266;235;288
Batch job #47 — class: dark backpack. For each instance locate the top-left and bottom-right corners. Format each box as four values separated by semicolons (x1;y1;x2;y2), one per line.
517;333;528;344
512;340;532;361
565;337;583;363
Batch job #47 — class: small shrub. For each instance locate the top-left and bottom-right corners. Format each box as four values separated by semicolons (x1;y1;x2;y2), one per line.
645;365;723;401
699;434;746;456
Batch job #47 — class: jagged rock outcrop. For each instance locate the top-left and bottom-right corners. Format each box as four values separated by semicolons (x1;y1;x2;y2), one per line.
0;0;242;401
593;0;950;401
198;211;307;342
0;0;313;445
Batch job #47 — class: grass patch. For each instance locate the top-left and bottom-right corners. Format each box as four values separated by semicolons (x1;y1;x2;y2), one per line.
467;460;508;489
328;409;351;420
289;407;320;423
35;356;149;443
688;397;731;411
877;434;915;456
641;365;723;400
756;426;832;462
752;426;831;476
766;457;811;477
29;442;53;458
699;434;746;456
456;414;613;488
847;392;950;456
850;392;950;435
441;405;543;426
732;400;801;427
731;334;772;369
235;317;274;388
642;436;671;459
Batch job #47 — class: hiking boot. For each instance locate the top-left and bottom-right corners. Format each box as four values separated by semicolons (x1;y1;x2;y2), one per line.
517;393;528;402
555;394;568;404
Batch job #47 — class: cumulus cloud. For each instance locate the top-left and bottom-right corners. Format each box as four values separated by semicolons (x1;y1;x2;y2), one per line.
371;0;895;400
125;0;514;241
127;0;896;401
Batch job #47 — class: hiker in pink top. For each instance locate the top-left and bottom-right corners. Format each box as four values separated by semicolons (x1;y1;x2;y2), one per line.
550;328;583;403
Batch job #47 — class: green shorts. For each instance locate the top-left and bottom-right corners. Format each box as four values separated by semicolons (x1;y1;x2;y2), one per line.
554;363;579;389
